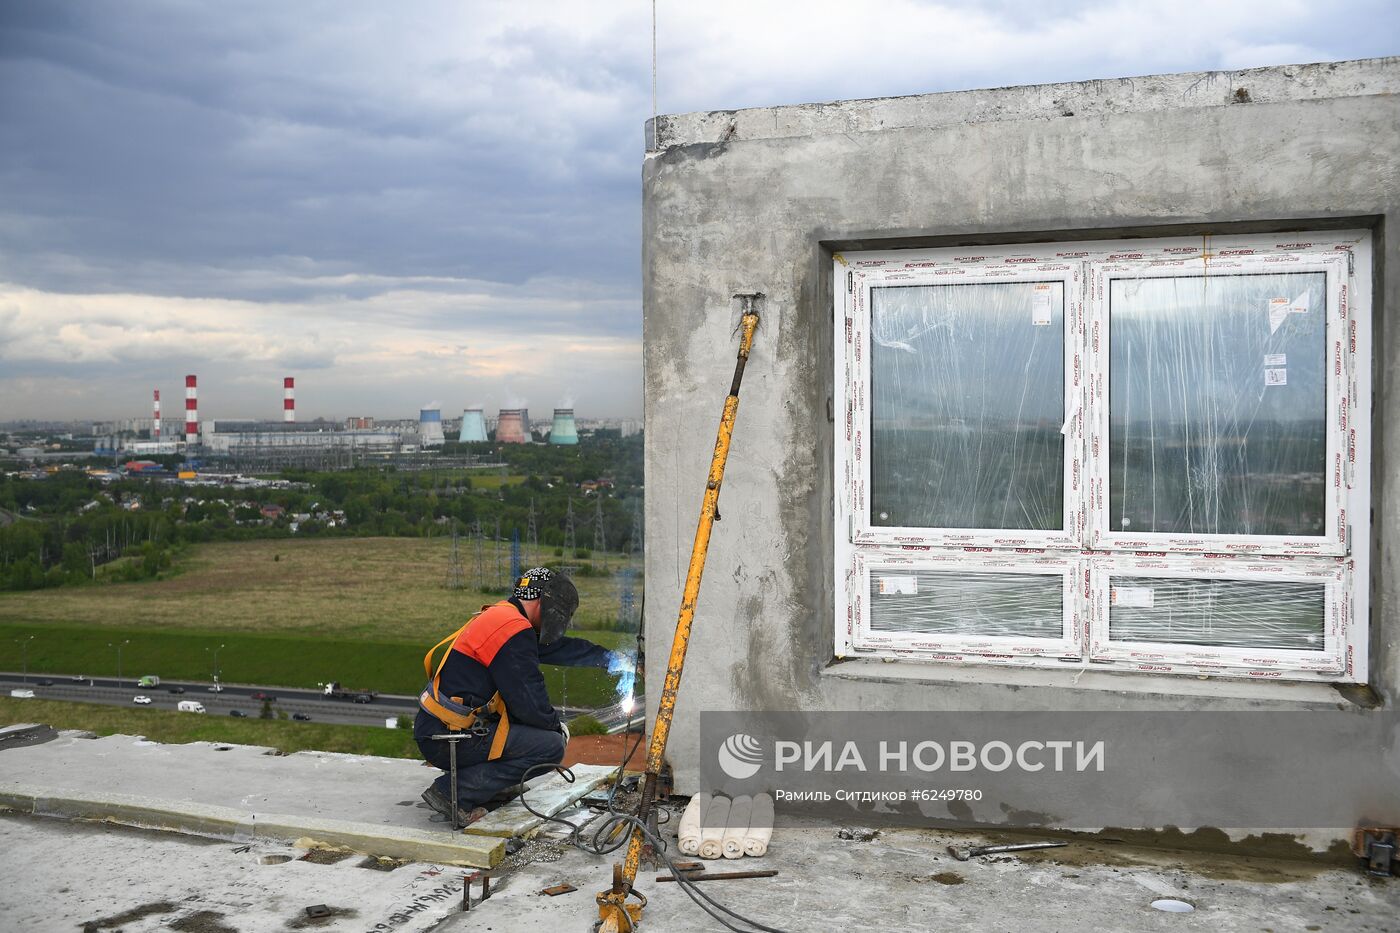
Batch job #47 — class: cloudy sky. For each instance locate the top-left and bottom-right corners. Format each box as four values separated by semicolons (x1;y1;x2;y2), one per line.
1;1;1394;422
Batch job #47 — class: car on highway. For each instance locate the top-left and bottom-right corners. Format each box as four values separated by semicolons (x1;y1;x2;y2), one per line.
208;684;224;693
229;710;247;718
292;713;311;721
71;674;85;682
167;686;185;694
133;696;152;705
250;691;277;701
36;679;52;687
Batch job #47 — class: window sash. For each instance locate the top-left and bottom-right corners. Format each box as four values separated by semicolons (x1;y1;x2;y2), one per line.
1086;557;1349;675
1085;254;1351;557
847;264;1082;550
849;548;1081;659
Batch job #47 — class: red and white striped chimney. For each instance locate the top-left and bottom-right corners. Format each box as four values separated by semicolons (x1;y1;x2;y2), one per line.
153;390;161;439
185;375;198;439
283;377;295;423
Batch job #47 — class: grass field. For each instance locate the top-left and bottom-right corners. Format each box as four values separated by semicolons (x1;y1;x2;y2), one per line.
0;537;640;704
0;697;421;758
0;537;638;642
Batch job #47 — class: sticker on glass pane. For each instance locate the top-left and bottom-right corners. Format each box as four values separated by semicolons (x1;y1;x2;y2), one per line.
1267;297;1290;334
1109;585;1154;608
1032;284;1055;325
1108;271;1327;538
878;575;918;595
1108;577;1324;650
869;282;1065;531
868;570;1062;638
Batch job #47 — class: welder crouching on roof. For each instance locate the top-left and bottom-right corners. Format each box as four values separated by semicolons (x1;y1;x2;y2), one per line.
415;567;621;828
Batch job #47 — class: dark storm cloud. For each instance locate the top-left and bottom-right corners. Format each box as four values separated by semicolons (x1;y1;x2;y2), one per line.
0;1;642;299
0;0;1393;420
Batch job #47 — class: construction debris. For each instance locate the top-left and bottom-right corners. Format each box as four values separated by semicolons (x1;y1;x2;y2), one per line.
539;883;577;896
502;838;566;871
946;842;1069;862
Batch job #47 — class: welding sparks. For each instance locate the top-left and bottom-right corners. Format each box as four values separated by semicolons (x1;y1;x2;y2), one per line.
608;652;637;717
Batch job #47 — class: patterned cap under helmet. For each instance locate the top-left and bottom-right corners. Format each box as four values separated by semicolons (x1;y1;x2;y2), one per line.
513;567;579;645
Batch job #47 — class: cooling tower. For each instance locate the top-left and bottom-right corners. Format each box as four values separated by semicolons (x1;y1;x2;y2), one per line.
459;408;488;442
495;408;528;444
419;408;445;447
549;408;579;445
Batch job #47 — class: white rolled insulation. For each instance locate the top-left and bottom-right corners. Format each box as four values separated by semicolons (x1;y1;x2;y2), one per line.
699;794;731;860
743;793;773;857
721;795;751;859
676;792;708;856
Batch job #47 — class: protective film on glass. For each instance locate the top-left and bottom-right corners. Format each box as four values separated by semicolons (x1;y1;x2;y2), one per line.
868;570;1063;639
1108;272;1327;538
1108;576;1325;650
869;282;1065;530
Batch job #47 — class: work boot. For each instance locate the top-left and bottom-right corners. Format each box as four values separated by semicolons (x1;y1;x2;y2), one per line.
420;785;487;829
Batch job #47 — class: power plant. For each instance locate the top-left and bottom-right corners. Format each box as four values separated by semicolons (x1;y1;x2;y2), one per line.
418;407;445;448
459;407;488;442
549;408;578;445
98;375;608;465
495;408;529;444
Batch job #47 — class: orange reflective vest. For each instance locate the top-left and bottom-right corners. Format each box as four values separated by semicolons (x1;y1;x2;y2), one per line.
419;602;532;761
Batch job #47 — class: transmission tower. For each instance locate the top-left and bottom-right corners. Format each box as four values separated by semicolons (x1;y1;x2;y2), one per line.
526;498;539;567
593;495;608;568
564;497;577;556
445;525;465;590
494;516;503;583
629;498;643;561
618;566;637;632
510;528;522;582
471;520;485;590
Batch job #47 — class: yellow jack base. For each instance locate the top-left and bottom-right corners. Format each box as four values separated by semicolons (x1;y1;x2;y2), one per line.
595;864;647;931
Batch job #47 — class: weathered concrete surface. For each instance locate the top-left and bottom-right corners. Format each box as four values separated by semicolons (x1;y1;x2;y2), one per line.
641;56;1400;833
0;731;504;867
439;810;1400;933
0;811;473;932
464;763;615;838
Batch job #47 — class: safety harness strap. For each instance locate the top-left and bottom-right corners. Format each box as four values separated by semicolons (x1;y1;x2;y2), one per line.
419;607;514;761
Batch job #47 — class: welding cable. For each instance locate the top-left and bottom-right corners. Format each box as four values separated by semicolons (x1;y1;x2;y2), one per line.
516;707;789;933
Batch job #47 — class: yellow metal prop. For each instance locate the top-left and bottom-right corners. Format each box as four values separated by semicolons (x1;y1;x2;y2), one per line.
595;299;760;932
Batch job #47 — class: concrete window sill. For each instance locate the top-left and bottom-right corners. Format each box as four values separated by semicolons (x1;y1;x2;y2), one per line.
822;657;1362;709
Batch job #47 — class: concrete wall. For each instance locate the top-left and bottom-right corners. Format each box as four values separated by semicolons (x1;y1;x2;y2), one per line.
641;59;1400;825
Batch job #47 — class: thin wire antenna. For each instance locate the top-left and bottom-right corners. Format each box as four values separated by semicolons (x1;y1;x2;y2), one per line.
650;0;658;151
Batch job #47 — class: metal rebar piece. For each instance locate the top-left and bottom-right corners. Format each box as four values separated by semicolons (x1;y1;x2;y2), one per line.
655;869;779;883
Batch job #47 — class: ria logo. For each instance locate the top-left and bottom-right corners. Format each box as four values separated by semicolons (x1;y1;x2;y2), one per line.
717;733;764;779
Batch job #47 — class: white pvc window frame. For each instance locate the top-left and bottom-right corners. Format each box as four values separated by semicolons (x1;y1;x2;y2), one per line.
835;231;1372;683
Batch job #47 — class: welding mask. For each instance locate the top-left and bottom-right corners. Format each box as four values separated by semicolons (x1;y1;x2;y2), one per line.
513;567;579;645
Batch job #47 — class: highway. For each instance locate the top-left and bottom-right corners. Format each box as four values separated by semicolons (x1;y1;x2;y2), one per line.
0;672;417;727
0;671;634;731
